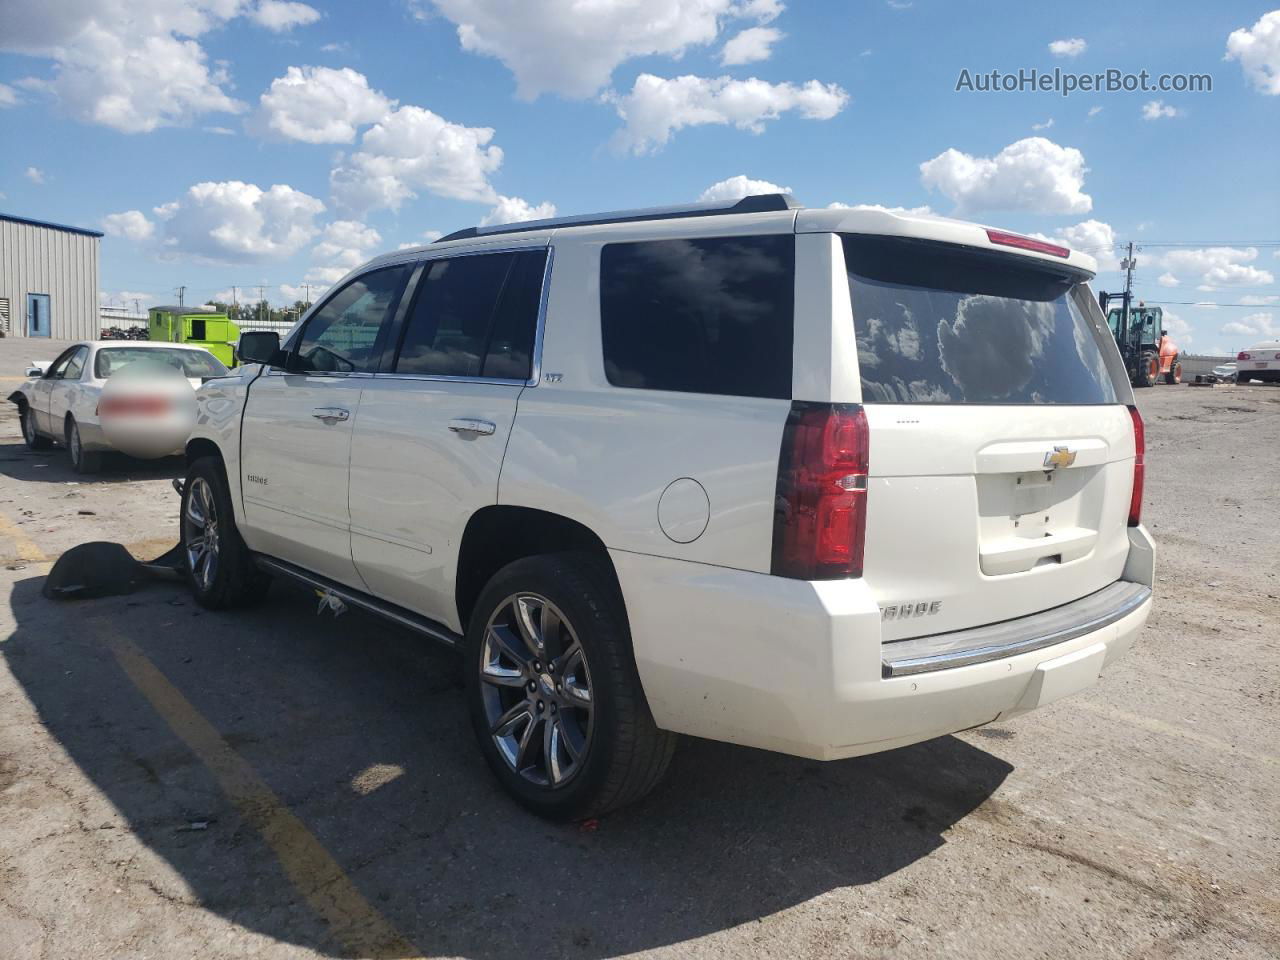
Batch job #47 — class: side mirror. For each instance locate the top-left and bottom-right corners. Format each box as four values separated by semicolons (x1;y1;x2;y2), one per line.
238;331;284;367
1161;329;1168;337
25;367;43;378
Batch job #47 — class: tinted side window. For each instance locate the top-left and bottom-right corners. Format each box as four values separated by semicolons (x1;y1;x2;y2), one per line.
46;348;78;379
394;250;546;380
63;346;87;379
293;266;410;373
600;235;794;399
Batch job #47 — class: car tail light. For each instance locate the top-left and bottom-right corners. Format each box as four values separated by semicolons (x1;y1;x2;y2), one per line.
1128;405;1144;527
1238;352;1252;360
772;403;869;579
985;229;1070;259
97;395;172;417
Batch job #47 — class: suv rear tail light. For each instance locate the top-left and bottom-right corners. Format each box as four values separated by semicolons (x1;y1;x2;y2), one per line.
1128;405;1144;527
1237;352;1252;360
772;403;869;579
985;229;1070;259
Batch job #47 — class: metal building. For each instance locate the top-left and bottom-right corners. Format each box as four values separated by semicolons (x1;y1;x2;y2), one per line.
0;213;102;339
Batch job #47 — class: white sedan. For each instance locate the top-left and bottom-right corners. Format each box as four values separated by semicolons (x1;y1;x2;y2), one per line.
7;341;228;473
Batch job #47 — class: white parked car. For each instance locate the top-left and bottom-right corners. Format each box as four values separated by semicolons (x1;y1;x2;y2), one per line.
182;196;1155;819
8;341;229;473
1235;342;1280;384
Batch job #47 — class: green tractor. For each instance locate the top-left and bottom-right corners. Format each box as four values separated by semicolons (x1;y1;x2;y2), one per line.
1098;292;1182;387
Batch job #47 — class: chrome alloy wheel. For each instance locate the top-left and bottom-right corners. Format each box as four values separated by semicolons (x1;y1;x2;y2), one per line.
182;477;221;592
479;593;594;787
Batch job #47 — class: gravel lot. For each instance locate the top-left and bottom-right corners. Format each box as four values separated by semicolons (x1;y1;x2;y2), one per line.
1;344;1277;959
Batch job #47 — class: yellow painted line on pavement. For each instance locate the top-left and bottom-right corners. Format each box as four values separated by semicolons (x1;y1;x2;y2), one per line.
1075;699;1278;767
0;510;50;566
103;624;425;958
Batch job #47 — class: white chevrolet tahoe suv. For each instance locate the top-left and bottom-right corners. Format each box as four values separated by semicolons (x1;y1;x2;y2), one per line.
182;195;1155;820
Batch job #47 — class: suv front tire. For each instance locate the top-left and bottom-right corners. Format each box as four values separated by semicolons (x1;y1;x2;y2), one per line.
464;552;676;820
180;457;271;609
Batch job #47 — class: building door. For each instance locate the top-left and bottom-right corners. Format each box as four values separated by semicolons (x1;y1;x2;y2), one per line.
26;294;51;337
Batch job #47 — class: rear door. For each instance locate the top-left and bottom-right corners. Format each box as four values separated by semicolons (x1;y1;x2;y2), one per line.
348;245;548;629
238;265;411;585
836;234;1136;639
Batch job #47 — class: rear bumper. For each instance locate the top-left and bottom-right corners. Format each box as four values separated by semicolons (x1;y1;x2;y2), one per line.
614;525;1155;760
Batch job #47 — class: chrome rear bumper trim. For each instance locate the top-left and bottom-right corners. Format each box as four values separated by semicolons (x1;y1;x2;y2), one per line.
881;581;1151;678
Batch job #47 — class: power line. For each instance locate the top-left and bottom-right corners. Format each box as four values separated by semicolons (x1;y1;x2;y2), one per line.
1136;300;1279;309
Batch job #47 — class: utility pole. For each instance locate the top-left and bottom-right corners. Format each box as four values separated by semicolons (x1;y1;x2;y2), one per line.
304;283;310;308
176;285;186;309
257;286;266;325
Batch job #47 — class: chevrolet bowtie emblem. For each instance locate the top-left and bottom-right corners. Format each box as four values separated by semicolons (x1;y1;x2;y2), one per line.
1043;446;1077;469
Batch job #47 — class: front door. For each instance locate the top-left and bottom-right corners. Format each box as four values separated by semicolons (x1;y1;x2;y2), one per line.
350;246;548;630
26;294;50;337
238;264;412;586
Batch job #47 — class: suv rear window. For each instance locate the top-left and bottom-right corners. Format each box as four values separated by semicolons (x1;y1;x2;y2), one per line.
842;234;1121;404
600;235;794;399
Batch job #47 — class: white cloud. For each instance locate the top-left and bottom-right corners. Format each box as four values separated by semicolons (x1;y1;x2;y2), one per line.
329;104;504;213
1087;105;1103;117
0;83;18;107
429;0;729;99
1221;312;1279;338
1158;272;1180;287
721;26;783;65
24;165;44;184
1226;10;1280;95
1048;38;1087;58
398;230;444;250
247;0;321;32
699;174;791;202
153;180;326;263
1240;295;1280;305
1161;309;1192;346
254;66;394;143
100;290;156;308
1052;219;1118;269
0;0;250;134
608;73;849;154
479;195;557;226
735;0;784;21
300;219;383;285
428;0;788;99
1032;117;1054;130
919;137;1091;215
827;202;934;216
1142;99;1180;120
102;209;155;241
320;41;348;53
1161;247;1274;288
204;125;236;135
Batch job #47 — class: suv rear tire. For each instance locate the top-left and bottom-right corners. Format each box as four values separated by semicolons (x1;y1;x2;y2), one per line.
180;457;271;609
464;552;676;820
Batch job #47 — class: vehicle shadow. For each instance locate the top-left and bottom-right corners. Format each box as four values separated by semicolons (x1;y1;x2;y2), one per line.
4;573;1012;959
0;438;185;485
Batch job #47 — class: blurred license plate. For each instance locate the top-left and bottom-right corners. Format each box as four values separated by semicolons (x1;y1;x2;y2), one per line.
1257;362;1268;369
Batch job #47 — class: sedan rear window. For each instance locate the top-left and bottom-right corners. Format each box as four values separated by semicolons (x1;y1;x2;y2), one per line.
96;348;229;380
842;234;1122;404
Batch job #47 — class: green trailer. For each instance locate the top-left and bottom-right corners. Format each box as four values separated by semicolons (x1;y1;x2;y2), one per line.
147;306;240;367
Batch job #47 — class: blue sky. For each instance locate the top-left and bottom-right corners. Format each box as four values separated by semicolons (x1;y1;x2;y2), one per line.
2;0;1278;352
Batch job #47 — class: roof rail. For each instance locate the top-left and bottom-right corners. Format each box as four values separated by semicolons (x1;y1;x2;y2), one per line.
435;193;800;243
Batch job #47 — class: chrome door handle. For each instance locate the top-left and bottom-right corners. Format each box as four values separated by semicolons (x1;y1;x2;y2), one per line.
448;418;496;436
312;406;350;424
